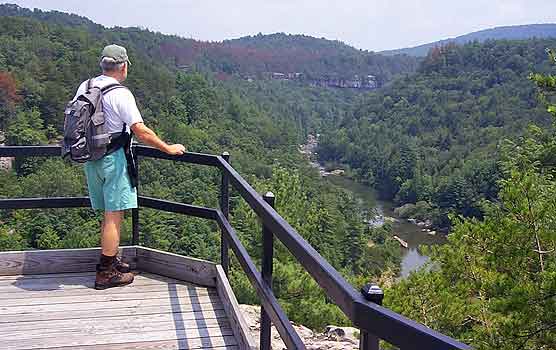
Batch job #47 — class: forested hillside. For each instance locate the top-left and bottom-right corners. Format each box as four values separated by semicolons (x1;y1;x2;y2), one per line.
319;39;556;228
385;52;556;350
217;78;358;137
0;4;418;86
0;12;401;329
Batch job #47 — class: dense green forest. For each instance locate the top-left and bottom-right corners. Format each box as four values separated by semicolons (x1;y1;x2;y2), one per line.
319;39;556;229
217;77;357;138
0;11;400;330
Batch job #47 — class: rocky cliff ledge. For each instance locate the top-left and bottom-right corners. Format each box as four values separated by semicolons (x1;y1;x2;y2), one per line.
239;305;360;350
0;131;14;171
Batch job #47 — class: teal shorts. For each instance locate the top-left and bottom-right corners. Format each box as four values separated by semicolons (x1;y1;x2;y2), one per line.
84;148;137;212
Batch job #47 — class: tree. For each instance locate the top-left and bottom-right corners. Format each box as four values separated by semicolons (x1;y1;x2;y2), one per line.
0;71;20;105
5;109;48;145
0;71;20;128
0;225;26;251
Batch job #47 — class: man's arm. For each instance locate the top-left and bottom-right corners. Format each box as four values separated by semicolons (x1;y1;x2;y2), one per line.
130;122;185;155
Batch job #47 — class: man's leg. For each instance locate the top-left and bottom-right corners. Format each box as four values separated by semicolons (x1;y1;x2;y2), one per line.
95;149;135;289
95;210;134;290
100;212;131;273
101;211;123;256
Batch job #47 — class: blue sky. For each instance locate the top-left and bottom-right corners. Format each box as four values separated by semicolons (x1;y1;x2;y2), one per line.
5;0;556;51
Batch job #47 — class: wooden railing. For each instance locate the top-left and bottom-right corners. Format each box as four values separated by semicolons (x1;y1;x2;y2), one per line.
0;145;472;350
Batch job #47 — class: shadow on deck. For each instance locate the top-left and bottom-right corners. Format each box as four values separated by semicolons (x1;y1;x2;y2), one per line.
0;246;254;350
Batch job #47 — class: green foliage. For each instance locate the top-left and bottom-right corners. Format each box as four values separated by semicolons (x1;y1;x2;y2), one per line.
229;166;401;329
394;201;434;220
319;39;556;228
530;48;556;120
274;261;349;328
36;226;61;249
6;109;48;145
385;49;556;350
0;225;25;250
387;159;556;349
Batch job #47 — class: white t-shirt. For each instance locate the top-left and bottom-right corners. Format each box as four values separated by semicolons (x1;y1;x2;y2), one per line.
73;75;143;134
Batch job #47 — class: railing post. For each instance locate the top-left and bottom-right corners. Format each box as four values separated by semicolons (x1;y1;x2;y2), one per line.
220;152;230;276
131;146;140;246
359;284;384;350
260;191;275;350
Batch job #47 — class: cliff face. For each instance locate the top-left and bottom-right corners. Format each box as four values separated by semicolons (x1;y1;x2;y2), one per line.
239;305;360;350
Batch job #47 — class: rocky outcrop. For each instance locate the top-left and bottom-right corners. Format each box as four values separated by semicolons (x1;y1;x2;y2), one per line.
0;131;14;171
239;305;360;350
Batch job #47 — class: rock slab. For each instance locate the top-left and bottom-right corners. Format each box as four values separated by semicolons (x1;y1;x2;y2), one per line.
239;304;360;350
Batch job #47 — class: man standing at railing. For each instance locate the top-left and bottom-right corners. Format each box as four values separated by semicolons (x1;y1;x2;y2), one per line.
72;44;186;289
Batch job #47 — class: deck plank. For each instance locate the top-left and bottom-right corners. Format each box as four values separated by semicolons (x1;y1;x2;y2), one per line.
136;247;217;287
0;288;217;306
215;265;257;350
4;326;235;350
49;339;239;350
0;312;228;332
0;250;255;350
0;271;195;286
0;317;231;340
0;293;222;315
0;283;215;300
0;304;227;323
0;271;97;280
0;273;202;293
0;271;173;281
0;246;136;275
0;271;173;282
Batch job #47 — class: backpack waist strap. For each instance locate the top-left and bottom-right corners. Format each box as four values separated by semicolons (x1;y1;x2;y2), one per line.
106;123;129;154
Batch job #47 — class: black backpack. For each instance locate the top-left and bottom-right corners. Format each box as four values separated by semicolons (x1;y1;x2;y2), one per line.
61;79;127;163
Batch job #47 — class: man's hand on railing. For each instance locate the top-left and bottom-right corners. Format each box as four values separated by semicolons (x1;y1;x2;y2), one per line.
131;122;185;155
165;144;186;155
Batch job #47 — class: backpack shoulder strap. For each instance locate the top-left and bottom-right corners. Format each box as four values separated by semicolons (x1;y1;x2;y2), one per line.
101;84;127;95
85;79;93;93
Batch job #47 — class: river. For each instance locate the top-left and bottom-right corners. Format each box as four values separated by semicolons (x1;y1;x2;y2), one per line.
324;175;446;278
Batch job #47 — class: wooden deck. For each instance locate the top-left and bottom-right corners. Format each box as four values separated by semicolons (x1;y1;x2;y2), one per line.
0;247;255;350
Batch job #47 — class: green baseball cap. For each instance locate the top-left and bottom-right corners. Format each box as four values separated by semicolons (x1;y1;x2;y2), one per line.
101;44;131;65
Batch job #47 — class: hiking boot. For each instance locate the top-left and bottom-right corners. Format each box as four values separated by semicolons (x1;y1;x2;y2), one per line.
95;263;134;290
114;256;131;273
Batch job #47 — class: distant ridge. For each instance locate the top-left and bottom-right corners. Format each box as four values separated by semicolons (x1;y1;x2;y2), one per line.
0;3;418;86
381;23;556;56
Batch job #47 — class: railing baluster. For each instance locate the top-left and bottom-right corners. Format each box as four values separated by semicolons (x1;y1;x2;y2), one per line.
359;284;384;350
131;207;139;245
220;152;231;276
131;146;140;246
260;192;275;350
